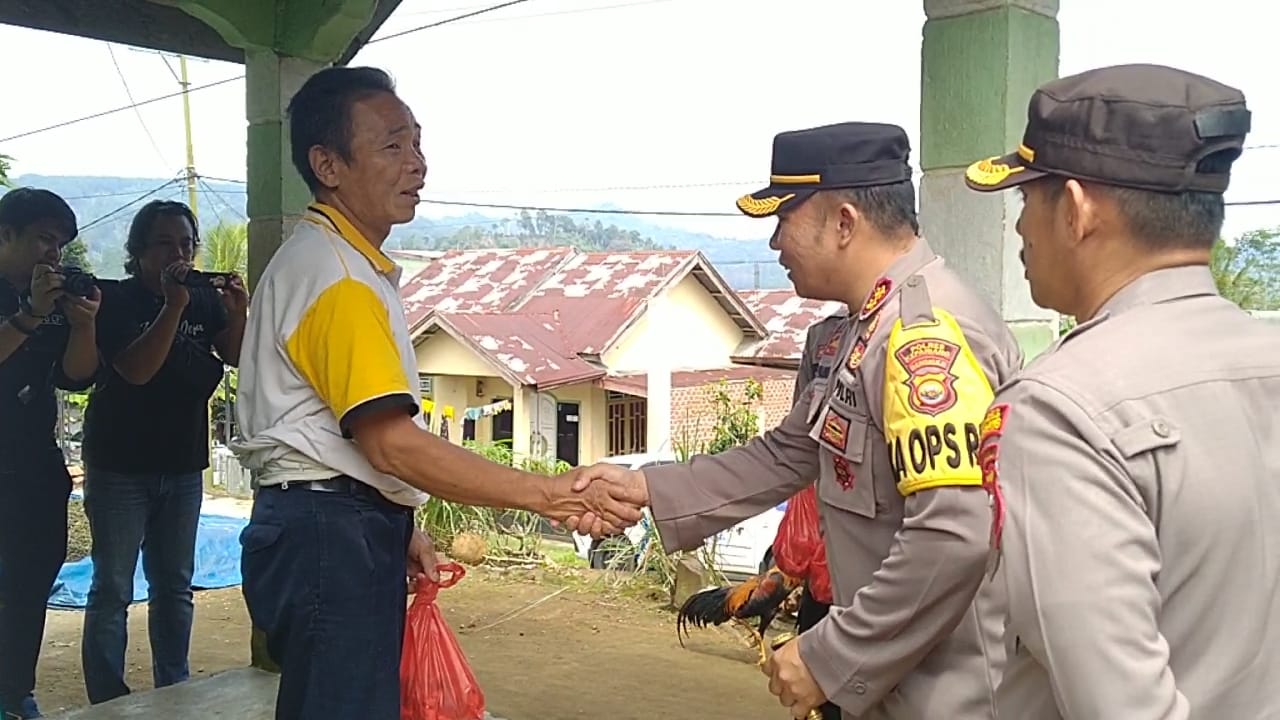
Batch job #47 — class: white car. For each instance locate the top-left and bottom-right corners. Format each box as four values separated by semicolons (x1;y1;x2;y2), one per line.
571;452;786;579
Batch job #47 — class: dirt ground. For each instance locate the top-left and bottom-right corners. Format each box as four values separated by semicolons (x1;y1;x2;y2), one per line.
34;565;789;719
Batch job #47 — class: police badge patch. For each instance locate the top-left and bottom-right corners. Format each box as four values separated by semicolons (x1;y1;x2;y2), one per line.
893;337;962;417
980;402;1009;441
979;403;1010;569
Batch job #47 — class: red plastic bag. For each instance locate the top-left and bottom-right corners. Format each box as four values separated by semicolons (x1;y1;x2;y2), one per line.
400;562;486;720
773;485;833;604
808;545;832;605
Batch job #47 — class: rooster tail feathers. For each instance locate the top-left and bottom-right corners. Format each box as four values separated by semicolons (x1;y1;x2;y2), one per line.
675;585;733;645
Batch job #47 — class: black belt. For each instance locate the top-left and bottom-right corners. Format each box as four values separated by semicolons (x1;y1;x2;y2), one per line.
273;475;363;494
263;475;410;513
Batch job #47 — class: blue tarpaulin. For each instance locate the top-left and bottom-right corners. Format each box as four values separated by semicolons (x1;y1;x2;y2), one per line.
48;511;249;610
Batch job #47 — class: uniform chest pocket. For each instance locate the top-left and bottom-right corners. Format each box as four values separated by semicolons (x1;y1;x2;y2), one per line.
811;403;876;518
805;380;829;423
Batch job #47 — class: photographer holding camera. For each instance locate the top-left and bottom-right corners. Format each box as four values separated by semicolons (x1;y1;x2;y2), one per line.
79;199;247;705
0;187;100;720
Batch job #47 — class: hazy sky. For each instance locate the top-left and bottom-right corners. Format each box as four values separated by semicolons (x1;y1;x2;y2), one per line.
1;0;1276;242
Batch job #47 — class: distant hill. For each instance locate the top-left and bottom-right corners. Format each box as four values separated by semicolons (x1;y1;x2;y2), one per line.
5;174;787;288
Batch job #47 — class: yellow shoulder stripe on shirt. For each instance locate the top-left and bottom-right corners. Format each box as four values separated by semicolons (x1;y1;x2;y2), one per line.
882;308;994;496
284;277;413;424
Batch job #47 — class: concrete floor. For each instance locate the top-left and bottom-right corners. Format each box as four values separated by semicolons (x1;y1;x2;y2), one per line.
46;668;507;719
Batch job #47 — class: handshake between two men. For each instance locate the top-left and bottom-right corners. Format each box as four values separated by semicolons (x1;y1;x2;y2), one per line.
544;462;650;539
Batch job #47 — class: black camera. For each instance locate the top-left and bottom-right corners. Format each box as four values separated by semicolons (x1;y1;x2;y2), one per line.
180;269;236;289
60;266;97;298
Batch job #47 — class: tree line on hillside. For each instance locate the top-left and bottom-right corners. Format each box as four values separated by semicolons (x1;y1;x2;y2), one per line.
390;208;671;252
1;158;1278;310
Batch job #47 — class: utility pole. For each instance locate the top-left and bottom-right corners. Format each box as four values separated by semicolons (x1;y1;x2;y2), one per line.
179;54;198;219
130;48;200;218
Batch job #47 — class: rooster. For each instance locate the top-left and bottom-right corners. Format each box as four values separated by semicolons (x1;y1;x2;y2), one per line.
676;566;805;666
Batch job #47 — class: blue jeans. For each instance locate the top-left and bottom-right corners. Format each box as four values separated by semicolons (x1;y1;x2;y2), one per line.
0;447;70;717
80;469;203;704
240;480;413;720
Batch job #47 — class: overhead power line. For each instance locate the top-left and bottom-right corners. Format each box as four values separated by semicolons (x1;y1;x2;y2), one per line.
420;198;741;217
418;197;1280;217
106;43;171;169
0;77;241;145
367;0;531;44
0;0;534;145
1225;199;1280;207
78;177;185;233
381;0;676;28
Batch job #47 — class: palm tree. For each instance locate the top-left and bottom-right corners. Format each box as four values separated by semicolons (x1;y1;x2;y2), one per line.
200;221;248;276
0;153;15;188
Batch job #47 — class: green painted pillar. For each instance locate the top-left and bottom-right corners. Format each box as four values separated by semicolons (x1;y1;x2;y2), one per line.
244;50;322;290
172;0;385;671
918;0;1061;360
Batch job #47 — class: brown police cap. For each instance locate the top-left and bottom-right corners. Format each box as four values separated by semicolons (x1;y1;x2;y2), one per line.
737;122;913;218
965;63;1251;194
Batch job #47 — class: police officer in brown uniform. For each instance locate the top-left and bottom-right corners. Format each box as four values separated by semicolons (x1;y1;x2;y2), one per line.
571;122;1023;719
964;63;1280;719
787;308;848;720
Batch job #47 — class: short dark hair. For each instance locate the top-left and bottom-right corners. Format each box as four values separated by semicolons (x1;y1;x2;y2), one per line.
0;187;78;242
125;200;199;276
1040;150;1234;250
825;181;920;237
287;66;398;193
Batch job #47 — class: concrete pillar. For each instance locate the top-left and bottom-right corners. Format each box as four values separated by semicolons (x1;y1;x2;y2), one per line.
918;0;1061;359
512;385;532;460
646;365;673;456
244;50;320;289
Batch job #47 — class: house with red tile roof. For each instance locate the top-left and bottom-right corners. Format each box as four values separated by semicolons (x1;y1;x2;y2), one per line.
396;247;839;465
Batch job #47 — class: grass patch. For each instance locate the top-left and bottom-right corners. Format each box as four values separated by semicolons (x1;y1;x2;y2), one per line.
66;498;91;563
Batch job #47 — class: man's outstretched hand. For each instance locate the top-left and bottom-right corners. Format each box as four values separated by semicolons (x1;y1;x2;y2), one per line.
540;463;649;537
547;463;650;538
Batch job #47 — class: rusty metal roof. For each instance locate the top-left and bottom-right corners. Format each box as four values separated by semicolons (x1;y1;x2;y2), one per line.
403;248;821;389
426;312;604;391
517;250;766;354
734;289;846;364
400;247;579;330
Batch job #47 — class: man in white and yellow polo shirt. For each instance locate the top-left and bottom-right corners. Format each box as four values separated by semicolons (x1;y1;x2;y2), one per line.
231;66;644;720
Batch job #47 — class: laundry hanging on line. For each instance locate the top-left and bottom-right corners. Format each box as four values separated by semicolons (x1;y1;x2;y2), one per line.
463;399;512;421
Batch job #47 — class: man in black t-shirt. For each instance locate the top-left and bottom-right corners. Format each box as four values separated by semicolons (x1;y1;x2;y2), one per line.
79;200;247;705
0;188;100;720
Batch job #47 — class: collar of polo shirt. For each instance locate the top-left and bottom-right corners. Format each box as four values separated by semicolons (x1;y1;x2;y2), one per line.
307;203;397;275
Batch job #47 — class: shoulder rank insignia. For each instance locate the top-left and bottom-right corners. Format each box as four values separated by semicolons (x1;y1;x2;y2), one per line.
845;337;868;374
861;312;882;342
817;323;847;360
859;277;893;320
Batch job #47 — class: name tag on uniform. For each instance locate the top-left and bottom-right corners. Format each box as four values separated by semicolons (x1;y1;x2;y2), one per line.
831;378;859;408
